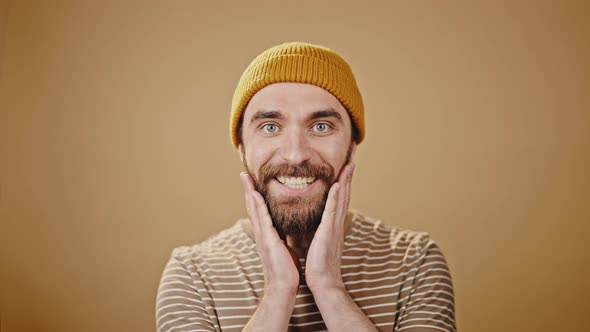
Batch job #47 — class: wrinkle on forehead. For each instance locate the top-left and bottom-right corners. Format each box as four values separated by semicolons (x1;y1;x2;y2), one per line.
243;83;349;123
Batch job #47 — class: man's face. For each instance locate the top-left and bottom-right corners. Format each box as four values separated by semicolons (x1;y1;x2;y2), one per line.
239;83;356;238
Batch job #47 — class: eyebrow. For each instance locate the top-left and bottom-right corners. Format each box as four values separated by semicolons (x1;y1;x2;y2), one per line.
249;108;343;125
250;110;284;124
306;109;343;124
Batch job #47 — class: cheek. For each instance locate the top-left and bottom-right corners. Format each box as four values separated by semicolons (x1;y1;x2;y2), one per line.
319;143;351;173
330;155;348;175
244;147;272;177
318;141;350;162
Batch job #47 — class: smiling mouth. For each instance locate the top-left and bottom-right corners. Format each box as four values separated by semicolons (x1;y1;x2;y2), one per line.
276;176;317;189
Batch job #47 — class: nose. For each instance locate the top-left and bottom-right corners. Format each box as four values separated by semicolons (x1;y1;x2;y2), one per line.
280;129;312;165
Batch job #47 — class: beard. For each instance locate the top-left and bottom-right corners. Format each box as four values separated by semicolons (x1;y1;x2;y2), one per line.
242;144;353;239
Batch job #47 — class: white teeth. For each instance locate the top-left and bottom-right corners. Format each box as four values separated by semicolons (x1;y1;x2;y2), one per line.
276;176;316;189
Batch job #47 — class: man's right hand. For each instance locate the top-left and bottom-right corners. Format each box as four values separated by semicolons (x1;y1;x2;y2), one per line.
240;172;299;331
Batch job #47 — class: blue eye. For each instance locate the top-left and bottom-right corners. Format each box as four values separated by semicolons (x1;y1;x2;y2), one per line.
314;123;329;132
263;124;278;133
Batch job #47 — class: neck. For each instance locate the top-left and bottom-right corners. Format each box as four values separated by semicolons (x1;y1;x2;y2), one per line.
285;232;315;248
285;232;315;258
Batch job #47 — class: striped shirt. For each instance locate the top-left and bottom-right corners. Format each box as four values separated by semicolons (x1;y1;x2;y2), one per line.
156;210;456;332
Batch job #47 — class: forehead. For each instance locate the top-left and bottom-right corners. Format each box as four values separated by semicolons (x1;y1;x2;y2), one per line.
242;83;350;122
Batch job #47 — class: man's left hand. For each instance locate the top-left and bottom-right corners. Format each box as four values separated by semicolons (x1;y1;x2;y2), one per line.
305;162;355;293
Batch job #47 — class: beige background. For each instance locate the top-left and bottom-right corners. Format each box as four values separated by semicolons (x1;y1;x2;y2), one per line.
1;1;589;331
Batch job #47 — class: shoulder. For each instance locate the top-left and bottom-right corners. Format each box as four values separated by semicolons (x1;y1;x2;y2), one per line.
168;220;257;269
349;210;449;262
350;210;432;247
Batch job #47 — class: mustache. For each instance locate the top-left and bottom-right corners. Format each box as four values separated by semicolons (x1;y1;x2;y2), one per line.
257;161;335;186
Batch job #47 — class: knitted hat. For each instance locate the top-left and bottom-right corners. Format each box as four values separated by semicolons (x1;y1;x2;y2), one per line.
230;42;365;149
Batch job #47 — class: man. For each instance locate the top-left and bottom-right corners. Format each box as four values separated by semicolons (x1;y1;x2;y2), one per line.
156;42;456;332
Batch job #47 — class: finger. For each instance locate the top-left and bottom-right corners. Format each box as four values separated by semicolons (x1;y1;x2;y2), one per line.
251;190;288;245
334;180;347;233
343;163;354;216
251;190;275;231
336;163;351;184
241;172;263;236
240;172;252;215
240;171;256;193
332;165;353;245
242;174;267;223
334;164;354;225
242;174;282;244
319;182;340;230
240;172;274;231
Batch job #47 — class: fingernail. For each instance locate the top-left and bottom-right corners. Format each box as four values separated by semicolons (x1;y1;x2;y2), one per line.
240;172;248;188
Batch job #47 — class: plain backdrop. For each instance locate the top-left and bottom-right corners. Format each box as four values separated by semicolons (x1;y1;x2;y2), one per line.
1;1;589;331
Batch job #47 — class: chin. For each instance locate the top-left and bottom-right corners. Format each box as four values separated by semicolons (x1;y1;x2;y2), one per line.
266;195;327;238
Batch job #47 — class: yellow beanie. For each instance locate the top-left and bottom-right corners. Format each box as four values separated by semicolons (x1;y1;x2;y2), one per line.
230;42;365;149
